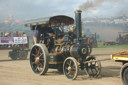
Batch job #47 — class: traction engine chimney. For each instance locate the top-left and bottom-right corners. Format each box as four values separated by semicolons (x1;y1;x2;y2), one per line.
74;10;82;43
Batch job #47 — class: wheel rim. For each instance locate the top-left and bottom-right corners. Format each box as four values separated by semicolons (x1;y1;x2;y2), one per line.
85;57;101;77
122;67;128;85
63;57;78;80
30;45;46;74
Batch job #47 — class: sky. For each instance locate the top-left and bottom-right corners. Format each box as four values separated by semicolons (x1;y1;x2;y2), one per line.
0;0;128;21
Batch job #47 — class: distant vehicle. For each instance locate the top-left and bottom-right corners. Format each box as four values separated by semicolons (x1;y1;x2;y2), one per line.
0;36;29;60
103;41;117;45
117;32;128;44
86;33;98;48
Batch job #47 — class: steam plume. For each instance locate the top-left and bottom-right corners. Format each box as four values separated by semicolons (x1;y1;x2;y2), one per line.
79;0;104;11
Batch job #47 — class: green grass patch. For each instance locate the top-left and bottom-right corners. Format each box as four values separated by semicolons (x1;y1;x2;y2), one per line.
97;42;128;49
29;39;33;49
28;40;128;50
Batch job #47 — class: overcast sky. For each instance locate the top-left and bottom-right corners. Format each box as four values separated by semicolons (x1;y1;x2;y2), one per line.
0;0;128;21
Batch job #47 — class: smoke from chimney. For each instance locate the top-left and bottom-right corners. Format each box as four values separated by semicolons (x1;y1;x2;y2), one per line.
79;0;104;11
79;0;125;13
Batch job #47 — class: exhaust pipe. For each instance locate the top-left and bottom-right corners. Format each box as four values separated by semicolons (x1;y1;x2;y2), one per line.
74;10;82;43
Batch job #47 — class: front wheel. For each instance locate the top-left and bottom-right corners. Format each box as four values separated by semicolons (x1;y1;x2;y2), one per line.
120;63;128;85
63;57;78;80
30;44;49;75
84;56;101;77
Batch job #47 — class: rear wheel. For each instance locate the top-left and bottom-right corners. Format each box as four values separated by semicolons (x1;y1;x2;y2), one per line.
63;57;78;80
120;63;128;85
30;44;49;75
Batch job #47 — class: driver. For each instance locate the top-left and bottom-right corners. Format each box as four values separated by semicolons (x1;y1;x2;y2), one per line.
33;27;39;44
69;26;75;33
69;26;76;36
68;26;76;42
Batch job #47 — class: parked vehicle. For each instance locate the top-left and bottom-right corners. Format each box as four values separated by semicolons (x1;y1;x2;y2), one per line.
111;51;128;85
0;35;29;60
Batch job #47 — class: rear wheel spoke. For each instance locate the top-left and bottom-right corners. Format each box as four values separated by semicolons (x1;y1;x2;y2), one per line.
32;62;35;65
35;47;38;54
32;53;36;57
35;64;39;71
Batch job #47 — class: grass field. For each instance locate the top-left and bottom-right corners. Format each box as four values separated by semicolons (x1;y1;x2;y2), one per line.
97;42;128;49
29;40;128;51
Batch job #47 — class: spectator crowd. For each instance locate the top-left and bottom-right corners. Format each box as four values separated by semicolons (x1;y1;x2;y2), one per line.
0;31;27;37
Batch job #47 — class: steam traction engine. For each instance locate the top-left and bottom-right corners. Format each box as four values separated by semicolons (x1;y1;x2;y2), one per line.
25;10;101;80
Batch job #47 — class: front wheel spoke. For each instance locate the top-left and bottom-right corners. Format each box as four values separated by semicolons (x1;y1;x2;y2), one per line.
91;64;96;69
90;63;94;74
94;65;99;72
94;68;98;73
67;62;70;66
67;61;72;66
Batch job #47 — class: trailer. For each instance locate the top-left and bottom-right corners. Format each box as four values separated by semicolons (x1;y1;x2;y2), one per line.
111;51;128;85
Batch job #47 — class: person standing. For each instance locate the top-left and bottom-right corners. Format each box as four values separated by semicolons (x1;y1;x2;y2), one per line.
33;28;39;44
8;32;12;37
22;32;27;37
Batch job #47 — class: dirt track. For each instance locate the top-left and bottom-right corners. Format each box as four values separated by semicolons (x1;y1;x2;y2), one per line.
0;48;125;85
